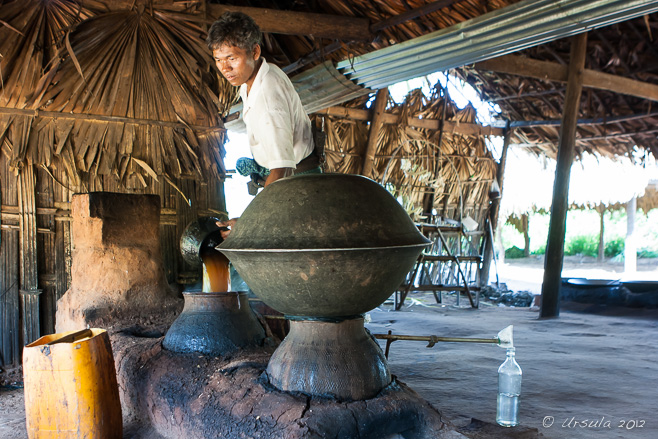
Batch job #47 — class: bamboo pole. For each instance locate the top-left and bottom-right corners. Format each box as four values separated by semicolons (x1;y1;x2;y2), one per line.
540;33;588;319
361;88;389;178
18;165;41;345
373;333;498;345
479;122;511;287
0;107;225;133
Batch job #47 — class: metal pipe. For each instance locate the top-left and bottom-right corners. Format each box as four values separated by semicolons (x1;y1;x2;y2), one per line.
373;333;499;346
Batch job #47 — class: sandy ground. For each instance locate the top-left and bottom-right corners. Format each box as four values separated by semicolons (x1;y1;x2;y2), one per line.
1;257;656;438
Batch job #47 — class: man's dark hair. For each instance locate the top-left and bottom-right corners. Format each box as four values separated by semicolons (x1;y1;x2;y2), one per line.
206;12;262;52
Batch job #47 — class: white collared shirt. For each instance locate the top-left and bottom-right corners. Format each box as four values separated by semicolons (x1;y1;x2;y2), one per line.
239;59;313;170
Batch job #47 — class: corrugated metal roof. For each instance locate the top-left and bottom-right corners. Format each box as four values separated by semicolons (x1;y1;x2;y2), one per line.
293;61;373;114
336;0;658;90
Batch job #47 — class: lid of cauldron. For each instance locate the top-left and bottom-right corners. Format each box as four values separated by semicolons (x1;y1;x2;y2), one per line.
220;173;430;250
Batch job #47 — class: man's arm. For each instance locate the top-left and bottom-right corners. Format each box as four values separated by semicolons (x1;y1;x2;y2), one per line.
264;167;293;186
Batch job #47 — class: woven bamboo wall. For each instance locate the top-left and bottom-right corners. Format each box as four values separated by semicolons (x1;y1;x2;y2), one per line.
0;158;227;368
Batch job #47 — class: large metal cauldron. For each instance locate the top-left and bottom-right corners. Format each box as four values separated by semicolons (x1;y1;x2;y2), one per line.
219;173;430;318
218;174;429;400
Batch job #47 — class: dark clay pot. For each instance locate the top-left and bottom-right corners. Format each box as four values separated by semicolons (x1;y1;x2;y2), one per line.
219;174;430;318
266;317;391;401
163;291;265;356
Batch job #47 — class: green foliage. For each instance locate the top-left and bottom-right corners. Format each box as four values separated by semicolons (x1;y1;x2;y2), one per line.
565;235;598;257
500;209;658;259
604;237;625;257
532;244;546;255
638;248;658;258
505;246;526;259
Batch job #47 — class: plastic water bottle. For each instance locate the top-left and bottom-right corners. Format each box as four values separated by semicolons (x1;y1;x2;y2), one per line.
497;347;522;427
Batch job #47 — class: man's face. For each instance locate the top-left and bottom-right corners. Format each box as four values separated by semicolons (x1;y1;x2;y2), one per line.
213;43;260;88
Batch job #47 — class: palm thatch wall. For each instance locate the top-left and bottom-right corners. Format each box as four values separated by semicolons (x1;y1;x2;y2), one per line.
320;83;497;226
0;0;237;367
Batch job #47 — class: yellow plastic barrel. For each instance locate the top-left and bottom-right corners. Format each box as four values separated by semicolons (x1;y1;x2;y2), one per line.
22;328;123;438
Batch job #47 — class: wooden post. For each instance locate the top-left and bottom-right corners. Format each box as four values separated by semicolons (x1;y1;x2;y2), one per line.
18;165;41;344
625;196;637;273
540;33;588;319
361;88;389;178
479;122;511;287
597;206;605;262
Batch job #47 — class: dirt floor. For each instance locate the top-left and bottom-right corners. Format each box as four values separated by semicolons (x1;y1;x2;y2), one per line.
1;257;656;439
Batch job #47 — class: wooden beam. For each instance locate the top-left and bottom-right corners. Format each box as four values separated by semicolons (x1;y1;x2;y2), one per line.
512;110;658;128
540;33;588;319
361;88;389;177
317;106;504;137
0;107;224;133
206;5;372;42
78;1;372;41
371;0;464;32
475;54;658;102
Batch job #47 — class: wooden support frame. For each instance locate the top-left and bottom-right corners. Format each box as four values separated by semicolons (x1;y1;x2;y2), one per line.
317;106;504;137
540;33;588;319
361;88;389;177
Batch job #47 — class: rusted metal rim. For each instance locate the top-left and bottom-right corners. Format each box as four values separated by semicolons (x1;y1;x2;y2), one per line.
181;291;247;297
219;243;429;253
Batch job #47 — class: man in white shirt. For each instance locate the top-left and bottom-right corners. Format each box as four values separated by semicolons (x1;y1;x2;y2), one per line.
207;11;322;252
207;11;319;190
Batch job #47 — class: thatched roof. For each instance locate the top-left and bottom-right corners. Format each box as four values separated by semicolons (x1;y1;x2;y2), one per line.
3;0;658;194
1;0;236;190
500;149;658;216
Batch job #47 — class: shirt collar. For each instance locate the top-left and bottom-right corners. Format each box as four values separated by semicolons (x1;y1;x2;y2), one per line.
240;58;269;111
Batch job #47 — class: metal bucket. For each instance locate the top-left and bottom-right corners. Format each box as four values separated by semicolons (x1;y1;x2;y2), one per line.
179;217;225;268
